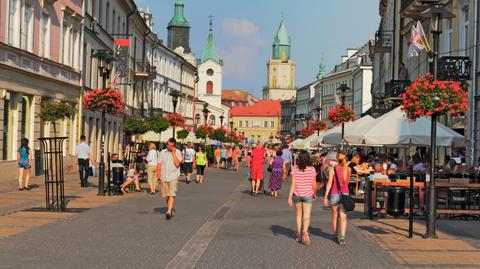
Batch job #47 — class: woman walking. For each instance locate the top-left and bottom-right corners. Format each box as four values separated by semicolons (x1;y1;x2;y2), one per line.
324;151;351;245
146;143;159;195
194;146;208;184
288;151;317;245
268;150;285;197
17;138;32;191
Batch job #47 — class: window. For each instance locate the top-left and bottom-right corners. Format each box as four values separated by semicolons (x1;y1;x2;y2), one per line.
245;121;249;128
117;16;121;35
2;96;10;160
206;81;213;94
271;121;274;128
112;10;116;34
62;21;69;64
264;121;267;128
22;2;34;52
8;0;19;46
106;2;110;32
239;121;243;128
207;68;214;76
40;11;51;58
98;0;103;25
460;5;469;56
209;115;215;125
195;114;200;125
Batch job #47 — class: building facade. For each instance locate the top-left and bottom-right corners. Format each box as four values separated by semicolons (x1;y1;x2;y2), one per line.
0;0;83;179
280;98;296;136
263;18;296;101
230;100;281;141
222;90;259;108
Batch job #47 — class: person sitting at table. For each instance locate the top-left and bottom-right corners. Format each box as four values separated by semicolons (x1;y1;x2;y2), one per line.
369;163;386;181
120;165;141;194
386;157;398;175
413;158;426;172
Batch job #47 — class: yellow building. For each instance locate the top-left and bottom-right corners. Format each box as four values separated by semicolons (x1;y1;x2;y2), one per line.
230;100;281;141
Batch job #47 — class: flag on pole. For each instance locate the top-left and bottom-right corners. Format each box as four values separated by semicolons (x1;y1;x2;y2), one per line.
408;21;431;58
334;92;341;105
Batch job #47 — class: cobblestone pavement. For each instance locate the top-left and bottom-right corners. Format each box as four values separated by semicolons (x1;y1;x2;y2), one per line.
0;166;401;269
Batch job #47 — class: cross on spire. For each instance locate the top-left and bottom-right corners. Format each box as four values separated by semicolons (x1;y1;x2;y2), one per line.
209;14;214;31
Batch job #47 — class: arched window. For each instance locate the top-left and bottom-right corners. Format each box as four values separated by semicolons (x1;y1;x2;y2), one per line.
206;81;213;94
209;115;215;125
195;114;200;125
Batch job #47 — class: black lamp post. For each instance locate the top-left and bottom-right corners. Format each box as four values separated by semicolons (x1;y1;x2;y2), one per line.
219;114;225;127
92;49;115;196
315;107;322;136
420;3;455;239
202;103;210;125
336;83;351;149
229;121;234;131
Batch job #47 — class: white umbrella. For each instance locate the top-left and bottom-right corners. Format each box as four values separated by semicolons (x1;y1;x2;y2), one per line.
322;115;375;145
309;126;342;147
289;138;304;147
348;106;464;146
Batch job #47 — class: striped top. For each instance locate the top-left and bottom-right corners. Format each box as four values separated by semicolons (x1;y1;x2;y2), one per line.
291;166;316;198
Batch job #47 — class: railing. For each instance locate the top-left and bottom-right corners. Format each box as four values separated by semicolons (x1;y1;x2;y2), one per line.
135;60;156;79
438;56;471;82
385;80;410;99
374;30;393;49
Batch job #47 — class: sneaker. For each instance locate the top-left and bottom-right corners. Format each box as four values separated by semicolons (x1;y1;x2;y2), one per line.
338;236;346;245
166;212;172;220
186;180;190;184
333;235;338;243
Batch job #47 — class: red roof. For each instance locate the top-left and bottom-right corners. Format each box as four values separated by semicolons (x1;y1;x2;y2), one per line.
230;100;281;117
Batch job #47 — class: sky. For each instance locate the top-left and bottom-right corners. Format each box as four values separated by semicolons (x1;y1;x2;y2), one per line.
136;0;380;98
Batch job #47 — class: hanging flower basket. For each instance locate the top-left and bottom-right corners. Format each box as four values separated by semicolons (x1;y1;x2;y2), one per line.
327;105;356;126
300;125;314;137
194;125;214;140
312;120;328;132
83;86;125;114
165;113;186;128
401;74;468;121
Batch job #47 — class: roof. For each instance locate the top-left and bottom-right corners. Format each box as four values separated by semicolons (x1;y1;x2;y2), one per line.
273;19;291;46
168;0;189;27
201;30;221;65
230;100;281;117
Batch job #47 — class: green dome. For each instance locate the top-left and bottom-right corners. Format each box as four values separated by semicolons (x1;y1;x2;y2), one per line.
201;31;222;65
273;19;291;45
168;0;189;27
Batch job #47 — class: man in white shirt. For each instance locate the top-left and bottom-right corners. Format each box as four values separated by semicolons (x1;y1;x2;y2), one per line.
183;142;195;184
158;138;182;220
75;135;91;188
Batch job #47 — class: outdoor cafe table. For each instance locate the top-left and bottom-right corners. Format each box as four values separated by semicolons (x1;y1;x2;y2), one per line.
371;181;425;215
435;182;480;215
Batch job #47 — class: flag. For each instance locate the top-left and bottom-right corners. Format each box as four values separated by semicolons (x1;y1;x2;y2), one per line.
408;21;431;58
334;92;341;105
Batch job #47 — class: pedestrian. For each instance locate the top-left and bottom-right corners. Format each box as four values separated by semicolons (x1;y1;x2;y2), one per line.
17;138;32;191
234;146;242;171
250;143;266;196
281;145;293;180
158;138;182;220
75;135;91;188
220;146;227;169
287;151;317;245
324;151;351;245
226;146;233;169
214;146;221;168
183;142;195;184
194;146;207;184
146;143;159;195
268;149;285;197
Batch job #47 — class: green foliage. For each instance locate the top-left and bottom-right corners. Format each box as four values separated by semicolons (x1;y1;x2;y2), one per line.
124;116;148;135
147;116;169;134
38;101;75;124
177;129;189;140
209;128;226;142
194;128;208;140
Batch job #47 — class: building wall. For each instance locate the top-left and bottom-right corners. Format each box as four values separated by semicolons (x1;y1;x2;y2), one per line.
232;116;280;140
265;59;296;100
197;60;222;108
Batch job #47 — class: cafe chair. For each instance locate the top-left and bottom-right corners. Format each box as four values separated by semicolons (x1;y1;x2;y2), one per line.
373;177;389;214
349;174;359;195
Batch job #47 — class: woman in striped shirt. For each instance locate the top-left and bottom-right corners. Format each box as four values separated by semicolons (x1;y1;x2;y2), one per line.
288;151;317;246
324;151;351;245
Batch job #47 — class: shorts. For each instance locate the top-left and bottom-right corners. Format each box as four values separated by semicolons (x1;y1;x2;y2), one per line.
251;167;264;180
196;165;206;175
161;180;178;198
293;194;313;204
18;163;31;169
330;194;342;206
215;156;221;163
147;165;158;186
184;162;193;173
221;157;226;163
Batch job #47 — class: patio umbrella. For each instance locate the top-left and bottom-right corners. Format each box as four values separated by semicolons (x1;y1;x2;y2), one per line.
347;106;464;147
322;115;375;145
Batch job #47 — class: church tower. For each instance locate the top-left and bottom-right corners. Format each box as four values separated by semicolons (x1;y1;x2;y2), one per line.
167;0;191;53
263;18;296;101
197;18;223;108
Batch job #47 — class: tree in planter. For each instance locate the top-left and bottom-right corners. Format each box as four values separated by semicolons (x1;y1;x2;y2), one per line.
194;125;213;141
38;101;76;136
124;116;149;136
209;127;227;142
147;116;169;135
177;129;189;142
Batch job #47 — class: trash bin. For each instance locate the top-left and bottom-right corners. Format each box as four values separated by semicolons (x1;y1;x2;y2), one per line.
387;186;406;217
111;167;124;194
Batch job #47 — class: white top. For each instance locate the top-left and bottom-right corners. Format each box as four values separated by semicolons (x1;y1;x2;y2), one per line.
159;149;183;182
184;148;195;163
75;143;90;159
146;149;159;165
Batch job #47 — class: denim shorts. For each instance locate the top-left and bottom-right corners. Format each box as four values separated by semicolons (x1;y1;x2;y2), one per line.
293;194;313;204
330;194;342;206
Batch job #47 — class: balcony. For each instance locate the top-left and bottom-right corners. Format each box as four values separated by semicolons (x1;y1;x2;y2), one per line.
384;80;410;102
438;56;471;82
134;60;156;79
373;29;393;53
401;0;449;18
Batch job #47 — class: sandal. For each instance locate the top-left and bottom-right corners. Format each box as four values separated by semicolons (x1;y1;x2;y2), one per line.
24;186;31;190
302;232;311;246
295;232;302;243
19;187;24;191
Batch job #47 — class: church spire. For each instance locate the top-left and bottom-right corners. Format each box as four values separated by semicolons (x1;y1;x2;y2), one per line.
316;57;326;79
168;0;189;27
201;16;222;65
272;16;291;61
167;0;191;52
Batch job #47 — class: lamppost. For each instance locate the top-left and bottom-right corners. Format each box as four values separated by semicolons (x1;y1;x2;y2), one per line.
164;78;181;138
229;121;234;131
202;103;210;125
420;3;455;239
92;49;115;196
219;114;225;127
315;107;322;136
336;84;351;149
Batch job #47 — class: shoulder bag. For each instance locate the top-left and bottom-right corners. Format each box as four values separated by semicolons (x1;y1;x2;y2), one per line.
333;167;355;212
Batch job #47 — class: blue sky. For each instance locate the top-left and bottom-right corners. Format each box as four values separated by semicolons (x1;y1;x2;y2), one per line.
136;0;380;98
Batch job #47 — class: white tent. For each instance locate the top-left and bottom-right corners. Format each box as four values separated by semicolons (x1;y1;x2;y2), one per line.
309;125;344;147
289;138;304;149
346;106;464;147
322;115;375;145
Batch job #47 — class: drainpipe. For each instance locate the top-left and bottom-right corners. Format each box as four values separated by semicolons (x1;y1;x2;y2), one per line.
141;29;152;117
126;6;136;116
471;0;479;165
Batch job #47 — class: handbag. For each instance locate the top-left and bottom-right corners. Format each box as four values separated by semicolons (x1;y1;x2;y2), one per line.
333;167;355;212
267;164;273;172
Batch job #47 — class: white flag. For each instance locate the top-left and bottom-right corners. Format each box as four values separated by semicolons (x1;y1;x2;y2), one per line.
334;92;341;105
408;21;430;58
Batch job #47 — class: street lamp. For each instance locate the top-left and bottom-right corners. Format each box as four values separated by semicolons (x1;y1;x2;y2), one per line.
229;121;234;131
336;83;351;149
202;103;210;125
420;3;455;239
315;107;322;136
219;114;225;127
92;49;115;196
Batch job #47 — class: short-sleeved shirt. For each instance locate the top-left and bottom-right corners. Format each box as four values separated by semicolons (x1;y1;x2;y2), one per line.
184;148;195;163
195;152;207;166
281;149;292;164
18;147;29;162
158;149;182;182
146;149;159;165
75;142;90;159
214;149;221;157
252;148;266;166
348;162;358;174
226;149;233;158
291;166;316;198
221;149;227;158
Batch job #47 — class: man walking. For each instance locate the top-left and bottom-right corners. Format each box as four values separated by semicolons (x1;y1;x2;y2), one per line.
183;142;195;184
158;138;182;220
75;135;91;188
281;145;292;180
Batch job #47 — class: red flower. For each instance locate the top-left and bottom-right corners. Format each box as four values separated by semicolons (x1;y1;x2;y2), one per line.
327;105;356;126
83;86;125;115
